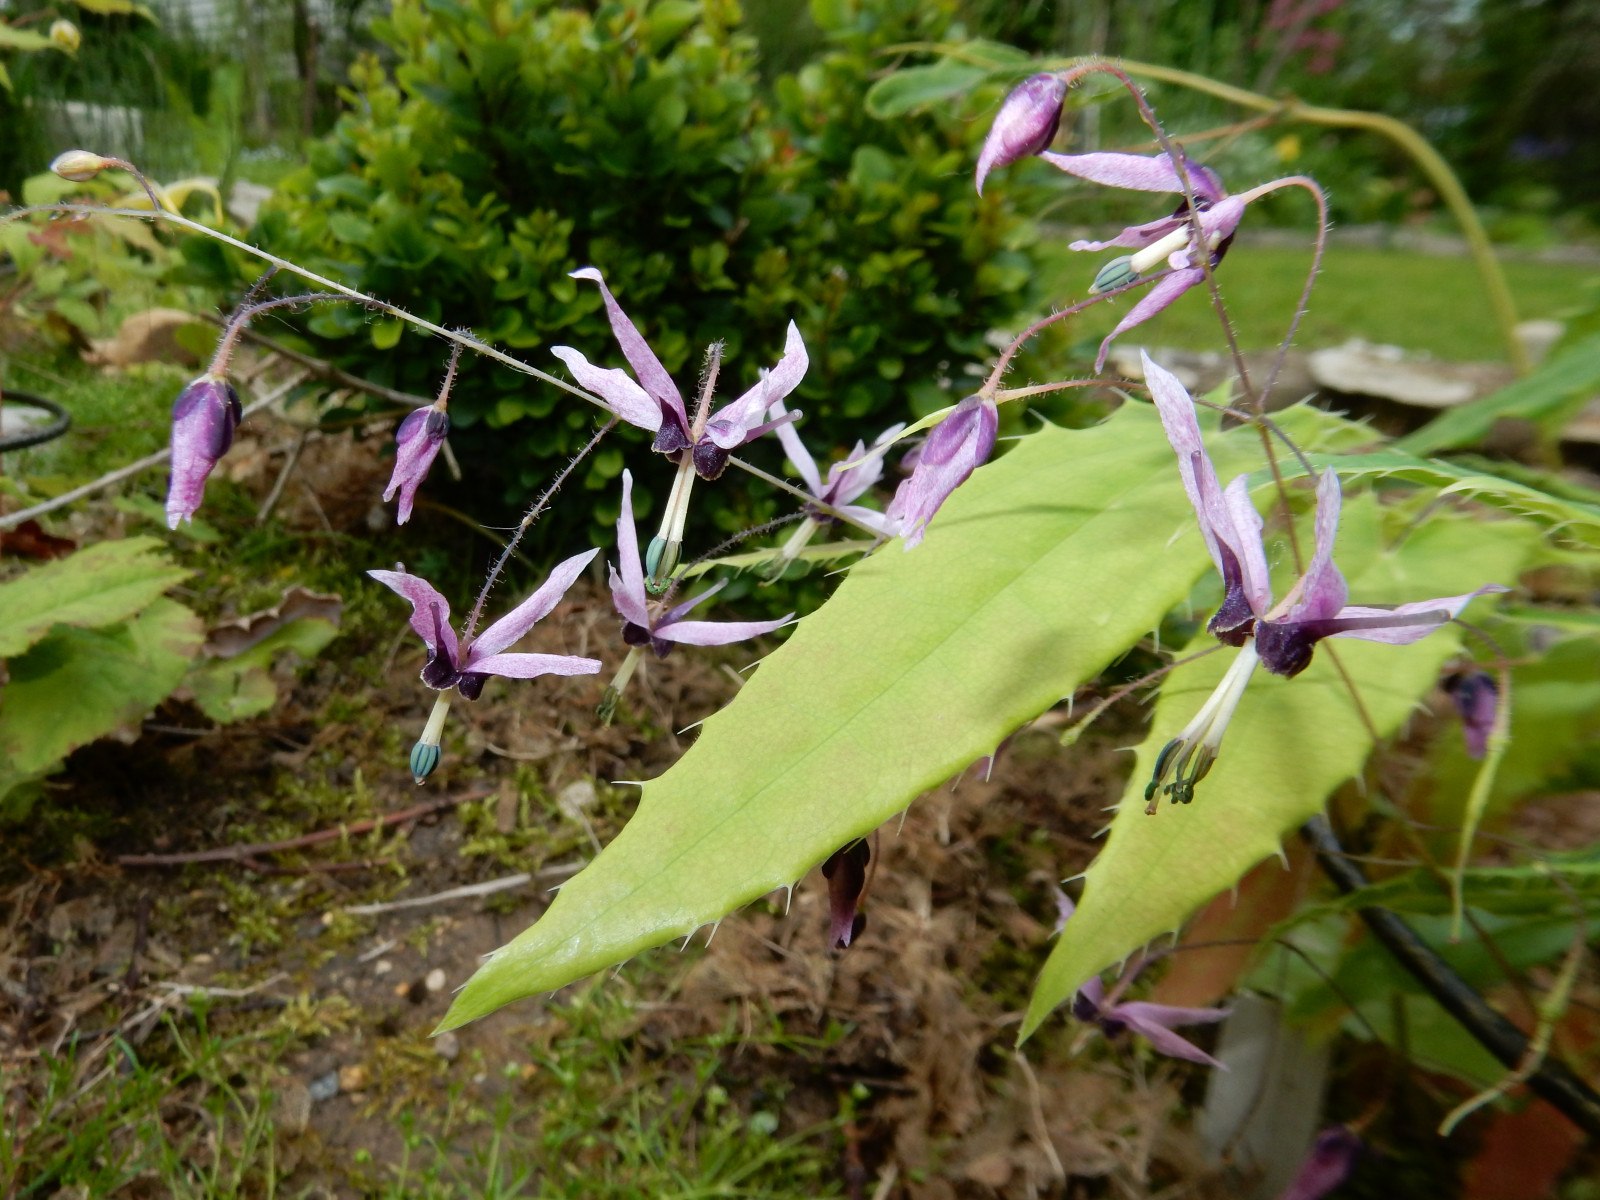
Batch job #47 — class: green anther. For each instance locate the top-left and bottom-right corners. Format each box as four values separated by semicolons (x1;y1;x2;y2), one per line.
645;535;679;593
409;740;441;784
1091;255;1139;295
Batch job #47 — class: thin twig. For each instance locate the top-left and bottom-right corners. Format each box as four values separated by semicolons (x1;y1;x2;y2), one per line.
340;865;583;916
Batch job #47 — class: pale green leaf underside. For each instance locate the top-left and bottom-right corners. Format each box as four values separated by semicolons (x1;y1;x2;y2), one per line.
441;402;1292;1030
1022;504;1542;1038
0;537;191;659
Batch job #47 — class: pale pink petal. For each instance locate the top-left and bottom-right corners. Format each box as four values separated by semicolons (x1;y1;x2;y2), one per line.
1291;469;1349;623
655;614;792;647
772;405;824;496
551;346;663;432
1117;1004;1229;1068
1069;213;1187;253
468;652;602;679
368;569;459;665
1095;267;1205;372
468;548;600;661
570;267;687;429
1220;476;1272;617
1039;150;1189;192
609;470;651;627
659;578;727;626
1326;586;1509;646
708;322;809;449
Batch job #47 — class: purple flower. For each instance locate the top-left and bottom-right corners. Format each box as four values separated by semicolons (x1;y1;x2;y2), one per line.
771;409;905;537
1142;351;1507;805
369;548;602;702
975;72;1067;196
821;839;871;949
553;268;806;481
165;373;242;529
610;470;791;656
1059;896;1230;1066
885;394;999;549
1443;670;1498;759
1048;154;1250;371
383;402;449;525
1277;1127;1362;1200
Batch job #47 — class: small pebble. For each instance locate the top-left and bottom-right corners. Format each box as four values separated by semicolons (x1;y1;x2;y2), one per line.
275;1081;311;1135
338;1064;368;1093
425;968;447;993
308;1071;339;1103
433;1031;460;1061
373;959;393;977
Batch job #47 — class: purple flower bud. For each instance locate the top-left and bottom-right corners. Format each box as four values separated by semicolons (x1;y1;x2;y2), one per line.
1443;670;1498;759
165;373;241;529
976;73;1067;195
384;403;450;525
885;395;998;549
821;840;871;949
1278;1127;1361;1200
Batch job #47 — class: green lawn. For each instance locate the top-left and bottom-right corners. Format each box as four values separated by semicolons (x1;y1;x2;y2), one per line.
1055;242;1599;362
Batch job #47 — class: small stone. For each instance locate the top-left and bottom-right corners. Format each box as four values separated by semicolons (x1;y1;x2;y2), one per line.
308;1071;339;1103
433;1031;460;1061
337;1064;368;1093
425;968;447;993
373;959;393;976
557;779;598;820
275;1081;311;1135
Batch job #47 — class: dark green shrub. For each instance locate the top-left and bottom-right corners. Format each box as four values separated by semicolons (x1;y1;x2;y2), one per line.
250;0;1051;546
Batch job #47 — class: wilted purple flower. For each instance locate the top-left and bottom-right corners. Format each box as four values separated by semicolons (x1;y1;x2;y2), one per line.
610;470;791;657
1059;896;1229;1065
1277;1127;1361;1200
1443;670;1499;759
383;401;449;525
975;72;1067;195
553;267;806;481
370;549;602;701
885;394;999;549
1142;351;1507;806
821;839;871;949
166;373;242;529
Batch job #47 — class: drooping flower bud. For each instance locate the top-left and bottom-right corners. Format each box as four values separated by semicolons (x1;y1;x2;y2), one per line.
49;20;81;52
822;840;871;949
165;374;242;529
49;149;112;183
885;394;999;549
383;402;450;524
1443;670;1498;759
975;73;1067;195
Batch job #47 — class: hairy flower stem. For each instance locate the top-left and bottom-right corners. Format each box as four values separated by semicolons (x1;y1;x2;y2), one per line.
461;417;619;643
981;287;1137;396
209;292;382;376
597;647;643;726
727;457;889;539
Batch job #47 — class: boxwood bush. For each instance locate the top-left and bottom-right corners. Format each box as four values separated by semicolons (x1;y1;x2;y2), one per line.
250;0;1049;545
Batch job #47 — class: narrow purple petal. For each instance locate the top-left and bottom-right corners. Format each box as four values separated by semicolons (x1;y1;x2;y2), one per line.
1116;1002;1229;1067
1220;476;1272;616
383;405;449;525
569;267;687;429
368;569;459;666
771;405;824;496
707;321;809;449
655;614;792;647
467;651;602;679
468;547;600;661
610;470;651;628
824;423;903;507
1279;1127;1361;1200
1072;974;1106;1023
835;503;896;538
885;395;998;549
975;73;1066;195
1325;586;1509;646
551;346;663;432
1095;267;1205;372
1039;150;1189;193
166;375;241;529
1069;213;1187;253
705;406;802;453
659;578;727;627
1287;469;1349;623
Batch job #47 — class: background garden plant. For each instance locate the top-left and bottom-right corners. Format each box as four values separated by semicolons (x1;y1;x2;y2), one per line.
5;1;1600;1194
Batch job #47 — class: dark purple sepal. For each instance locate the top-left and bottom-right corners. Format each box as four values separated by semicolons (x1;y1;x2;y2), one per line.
1254;619;1317;678
455;672;487;701
1443;670;1498;759
653;420;691;456
821;840;871;950
692;441;730;480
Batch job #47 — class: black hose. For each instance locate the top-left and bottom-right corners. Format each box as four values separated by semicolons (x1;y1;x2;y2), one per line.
0;392;72;452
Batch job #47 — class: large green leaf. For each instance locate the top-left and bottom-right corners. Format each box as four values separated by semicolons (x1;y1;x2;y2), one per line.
0;597;204;792
0;537;191;659
1022;503;1541;1038
440;402;1306;1030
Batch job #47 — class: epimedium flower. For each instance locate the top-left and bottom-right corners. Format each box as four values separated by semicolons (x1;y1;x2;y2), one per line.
1058;896;1230;1067
885;394;999;550
1141;351;1507;807
764;408;905;576
369;548;603;781
600;469;792;720
1442;669;1499;759
166;373;242;530
552;266;807;587
821;839;872;950
383;350;458;525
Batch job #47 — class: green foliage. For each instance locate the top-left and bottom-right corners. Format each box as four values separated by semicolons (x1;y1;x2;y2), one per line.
438;401;1349;1029
251;0;1048;542
185;612;342;722
0;536;188;657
